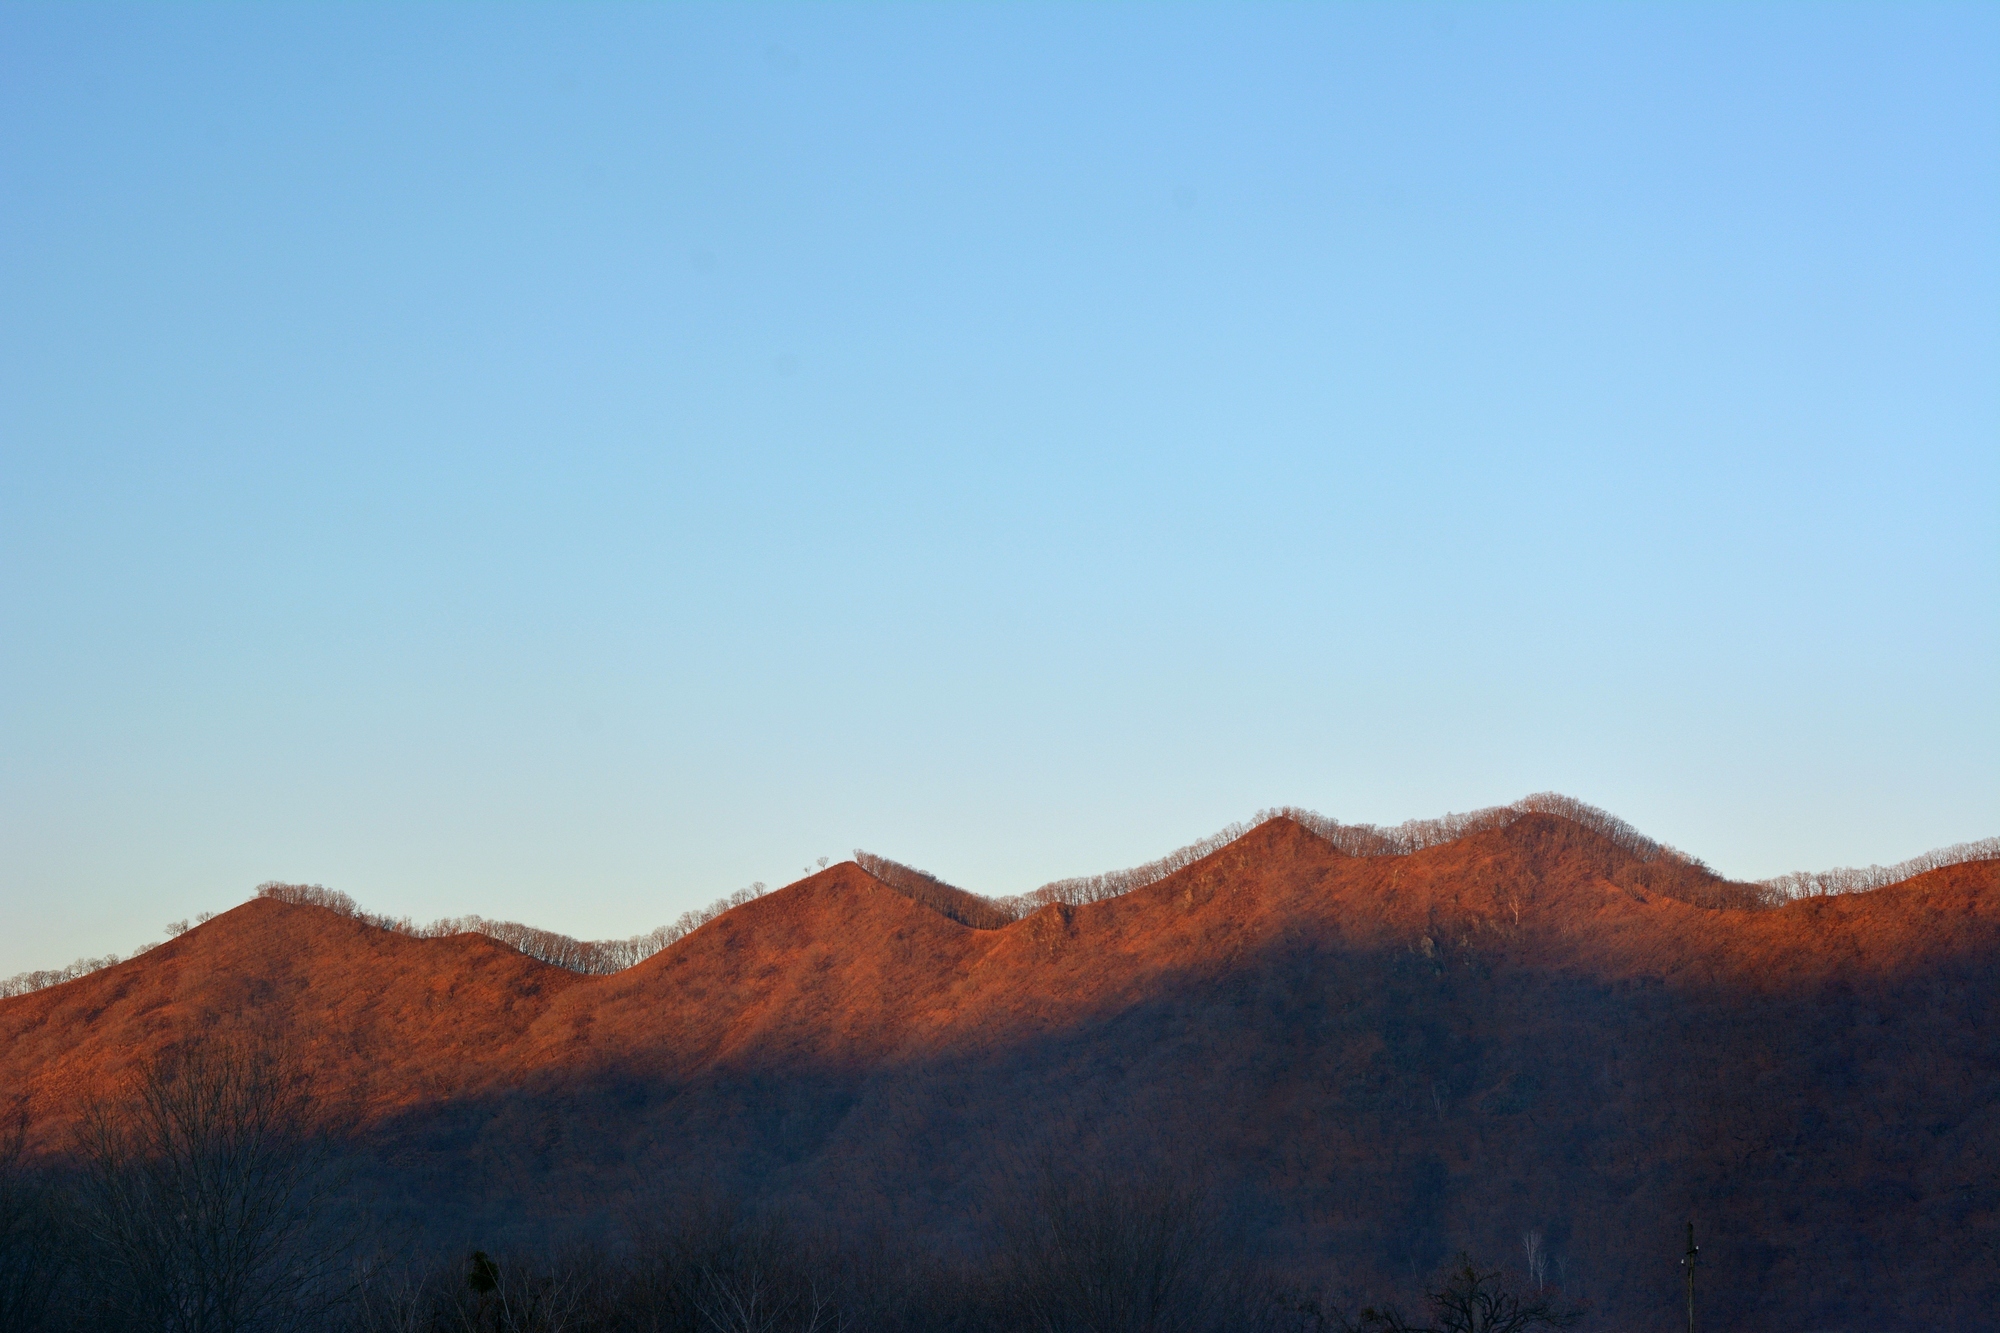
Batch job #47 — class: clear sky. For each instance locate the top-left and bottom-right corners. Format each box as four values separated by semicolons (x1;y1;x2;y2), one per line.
2;3;1995;977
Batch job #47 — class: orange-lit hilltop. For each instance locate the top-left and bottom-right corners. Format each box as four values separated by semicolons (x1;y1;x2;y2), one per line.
4;796;1996;1331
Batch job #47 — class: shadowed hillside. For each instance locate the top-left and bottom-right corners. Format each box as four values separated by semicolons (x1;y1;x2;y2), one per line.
2;802;1995;1330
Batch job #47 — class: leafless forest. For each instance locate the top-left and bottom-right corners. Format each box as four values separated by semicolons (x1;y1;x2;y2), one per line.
0;1032;1583;1333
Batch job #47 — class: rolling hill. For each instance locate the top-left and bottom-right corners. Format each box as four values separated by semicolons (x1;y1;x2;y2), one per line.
3;802;1995;1331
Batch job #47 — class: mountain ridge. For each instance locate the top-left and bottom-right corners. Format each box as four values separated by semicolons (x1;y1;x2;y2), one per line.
4;803;1996;1330
8;793;1993;1002
10;809;1992;1130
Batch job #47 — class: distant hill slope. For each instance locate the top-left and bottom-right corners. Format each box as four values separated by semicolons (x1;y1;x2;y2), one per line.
0;895;583;1144
3;808;1995;1331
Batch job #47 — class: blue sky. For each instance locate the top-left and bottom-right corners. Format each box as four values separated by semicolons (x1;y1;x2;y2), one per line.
2;3;1994;976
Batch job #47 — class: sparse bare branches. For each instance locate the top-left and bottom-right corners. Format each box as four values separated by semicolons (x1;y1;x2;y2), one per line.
1275;795;1775;909
0;1112;70;1333
255;882;367;917
1018;823;1254;914
1270;794;1696;868
614;1197;855;1333
353;1246;610;1333
1;952;136;999
858;823;1260;929
1759;836;2000;900
250;880;777;978
4;875;781;999
696;1261;844;1333
853;854;1018;930
1354;1254;1581;1333
999;1158;1231;1333
71;1033;347;1333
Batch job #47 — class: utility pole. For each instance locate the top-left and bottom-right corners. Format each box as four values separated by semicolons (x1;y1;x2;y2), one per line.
1681;1220;1699;1333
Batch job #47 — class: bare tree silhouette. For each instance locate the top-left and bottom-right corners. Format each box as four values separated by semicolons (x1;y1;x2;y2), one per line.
1519;1233;1545;1289
72;1033;347;1333
0;1112;69;1333
1354;1255;1582;1333
1000;1158;1230;1333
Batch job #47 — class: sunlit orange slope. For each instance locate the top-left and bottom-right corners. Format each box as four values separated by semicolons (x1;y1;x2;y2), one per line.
0;895;583;1146
3;811;1994;1331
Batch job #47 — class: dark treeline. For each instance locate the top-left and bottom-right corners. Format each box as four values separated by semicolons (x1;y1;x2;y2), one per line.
0;1036;1581;1333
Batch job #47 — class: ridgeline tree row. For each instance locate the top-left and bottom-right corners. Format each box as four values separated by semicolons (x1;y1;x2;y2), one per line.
859;792;2000;927
7;794;1994;1000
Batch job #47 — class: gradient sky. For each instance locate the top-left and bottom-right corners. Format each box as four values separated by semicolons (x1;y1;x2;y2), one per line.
3;3;1995;977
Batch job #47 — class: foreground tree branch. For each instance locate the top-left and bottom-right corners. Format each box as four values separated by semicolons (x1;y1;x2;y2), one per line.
73;1033;346;1333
